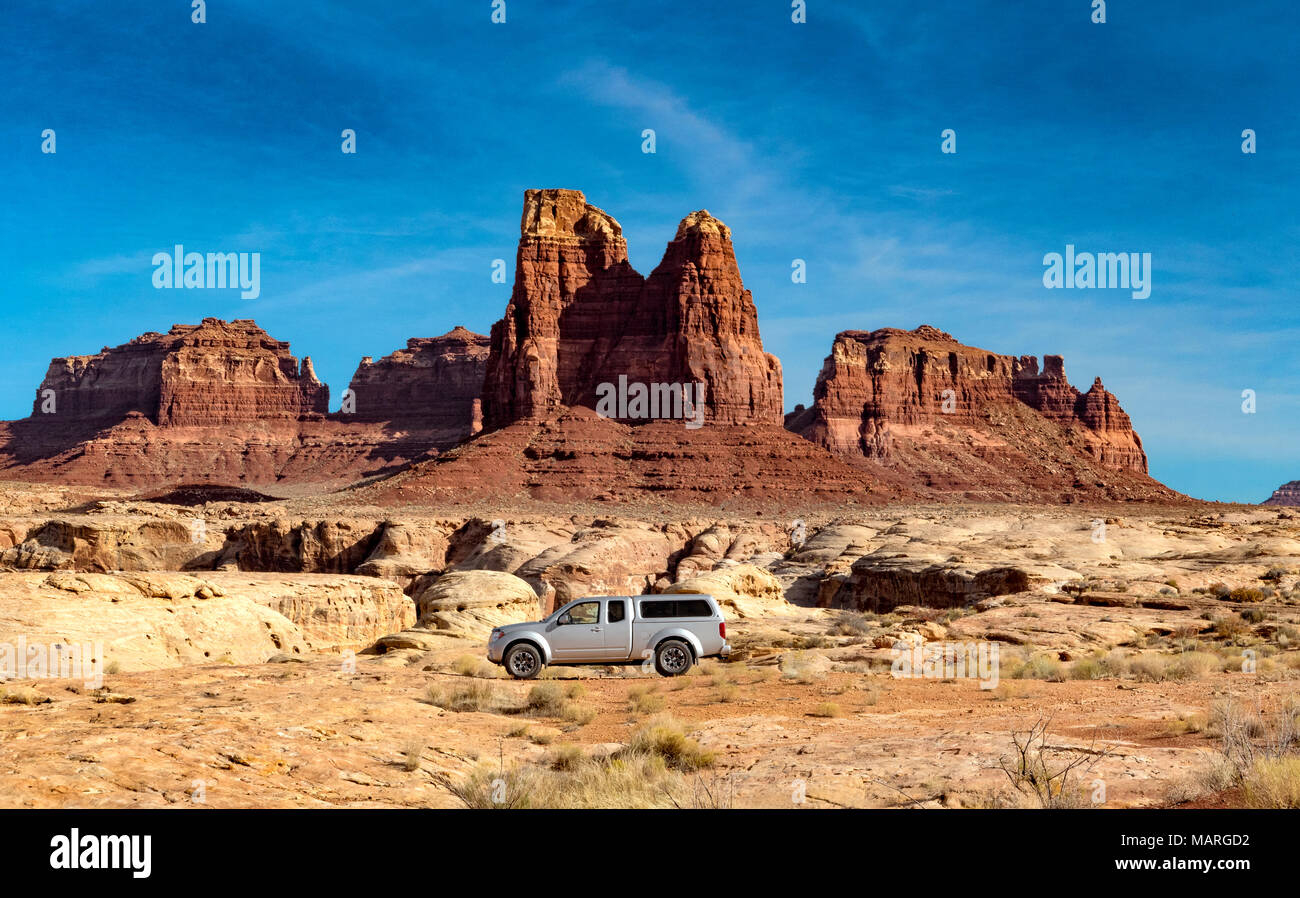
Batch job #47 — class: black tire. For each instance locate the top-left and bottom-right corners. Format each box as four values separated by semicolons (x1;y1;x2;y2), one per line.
504;643;543;679
654;638;694;677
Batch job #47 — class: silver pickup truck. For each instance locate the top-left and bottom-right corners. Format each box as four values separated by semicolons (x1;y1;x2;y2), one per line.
487;594;731;679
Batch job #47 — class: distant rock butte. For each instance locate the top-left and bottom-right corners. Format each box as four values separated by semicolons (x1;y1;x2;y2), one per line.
0;319;488;487
1262;481;1300;506
784;326;1169;502
346;326;489;443
481;188;783;430
0;191;1179;504
35;318;328;425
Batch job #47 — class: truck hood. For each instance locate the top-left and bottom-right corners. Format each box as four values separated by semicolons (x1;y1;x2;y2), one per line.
493;620;548;635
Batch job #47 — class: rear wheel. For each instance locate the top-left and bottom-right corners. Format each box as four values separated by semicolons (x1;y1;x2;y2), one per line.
504;643;543;679
654;639;693;677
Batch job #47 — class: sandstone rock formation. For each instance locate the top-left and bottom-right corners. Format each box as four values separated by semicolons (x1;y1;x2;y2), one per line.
33;318;328;425
361;407;897;508
663;563;790;619
0;570;413;672
785;326;1172;502
412;569;543;638
481;189;783;430
1262;481;1300;505
346;326;489;445
0;320;477;488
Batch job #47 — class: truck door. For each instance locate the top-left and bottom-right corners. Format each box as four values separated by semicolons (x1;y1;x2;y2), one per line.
603;598;633;660
546;600;605;661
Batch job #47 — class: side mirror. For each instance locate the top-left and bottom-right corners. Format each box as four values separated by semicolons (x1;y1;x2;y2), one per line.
557;613;571;625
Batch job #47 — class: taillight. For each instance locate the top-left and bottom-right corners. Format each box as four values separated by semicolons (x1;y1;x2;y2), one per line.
719;622;726;638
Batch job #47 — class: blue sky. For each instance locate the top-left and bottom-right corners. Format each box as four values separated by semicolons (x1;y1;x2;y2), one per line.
2;0;1297;502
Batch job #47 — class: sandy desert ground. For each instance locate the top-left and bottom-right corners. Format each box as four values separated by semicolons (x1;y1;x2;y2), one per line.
2;481;1298;809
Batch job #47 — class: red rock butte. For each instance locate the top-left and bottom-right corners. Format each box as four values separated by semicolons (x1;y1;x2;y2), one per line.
35;317;328;425
0;190;1184;506
481;188;783;430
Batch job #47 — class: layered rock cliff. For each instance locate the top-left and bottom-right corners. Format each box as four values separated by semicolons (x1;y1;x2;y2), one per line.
346;326;489;443
784;326;1169;501
1262;482;1300;506
33;318;328;425
0;319;466;487
481;189;783;429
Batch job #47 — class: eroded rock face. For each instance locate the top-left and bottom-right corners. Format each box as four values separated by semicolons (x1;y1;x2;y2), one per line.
346;326;489;445
0;319;472;487
0;571;413;671
481;189;783;430
1262;481;1300;506
412;569;542;639
785;326;1165;501
35;318;328;425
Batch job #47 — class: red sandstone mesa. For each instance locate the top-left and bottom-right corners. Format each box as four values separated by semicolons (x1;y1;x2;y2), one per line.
35;318;328;425
0;319;487;488
346;326;489;443
481;189;783;430
783;325;1170;502
1262;481;1300;506
0;191;1178;505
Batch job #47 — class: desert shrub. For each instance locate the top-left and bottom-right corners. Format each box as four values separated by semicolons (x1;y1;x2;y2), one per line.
1129;654;1170;682
828;612;874;637
1242;757;1300;808
1240;607;1268;624
401;738;425;771
1164;712;1209;736
525;682;596;725
546;744;585;771
1212;615;1250;640
1173;651;1219;679
525;683;567;715
1229;587;1266;603
810;702;842;718
450;750;684;809
1009;653;1065;682
627;685;665;714
624;715;715;772
996;718;1108;808
713;683;738;703
425;680;502;713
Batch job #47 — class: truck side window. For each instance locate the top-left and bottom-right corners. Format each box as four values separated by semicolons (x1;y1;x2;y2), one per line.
562;602;599;625
607;600;626;623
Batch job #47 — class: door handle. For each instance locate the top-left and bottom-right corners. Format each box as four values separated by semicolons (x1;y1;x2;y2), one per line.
590;627;602;632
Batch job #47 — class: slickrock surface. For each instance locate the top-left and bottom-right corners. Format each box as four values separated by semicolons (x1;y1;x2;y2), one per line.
481;189;783;429
1;479;1297;809
786;326;1172;502
345;326;489;445
0;571;413;671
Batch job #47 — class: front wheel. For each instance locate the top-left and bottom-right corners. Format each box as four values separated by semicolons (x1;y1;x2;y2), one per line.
504;643;543;679
654;639;693;677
